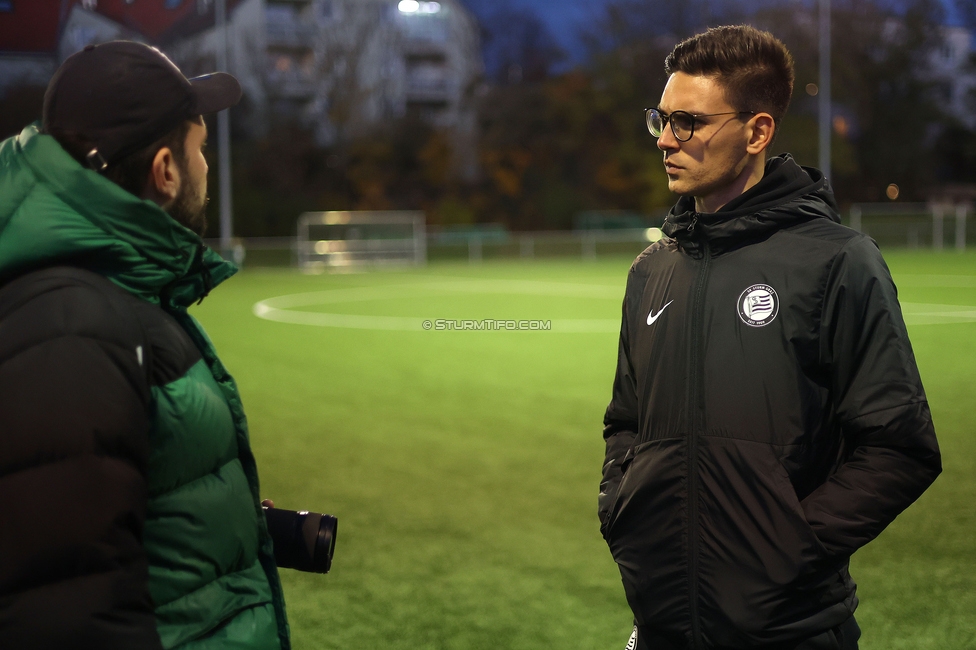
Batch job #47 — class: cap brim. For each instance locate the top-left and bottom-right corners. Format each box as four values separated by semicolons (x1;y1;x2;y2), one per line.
188;72;242;114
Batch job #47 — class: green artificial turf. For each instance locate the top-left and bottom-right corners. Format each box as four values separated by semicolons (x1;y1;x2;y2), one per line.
191;251;976;649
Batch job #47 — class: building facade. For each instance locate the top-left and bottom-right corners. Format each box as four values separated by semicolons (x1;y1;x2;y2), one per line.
167;0;482;175
930;25;975;129
1;0;482;175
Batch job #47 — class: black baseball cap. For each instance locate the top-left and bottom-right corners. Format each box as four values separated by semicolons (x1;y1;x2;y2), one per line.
42;40;242;171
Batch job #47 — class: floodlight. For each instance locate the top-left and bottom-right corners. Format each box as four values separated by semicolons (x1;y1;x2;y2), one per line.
398;0;419;13
644;227;663;242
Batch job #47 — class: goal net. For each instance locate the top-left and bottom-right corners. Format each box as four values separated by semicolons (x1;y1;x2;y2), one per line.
297;211;426;269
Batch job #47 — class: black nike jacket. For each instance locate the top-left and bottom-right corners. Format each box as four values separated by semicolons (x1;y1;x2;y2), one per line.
599;154;941;649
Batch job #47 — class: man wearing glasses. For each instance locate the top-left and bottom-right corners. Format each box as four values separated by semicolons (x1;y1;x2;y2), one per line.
599;25;940;650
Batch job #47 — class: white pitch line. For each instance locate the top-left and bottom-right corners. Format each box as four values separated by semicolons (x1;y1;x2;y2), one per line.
900;302;976;326
255;279;623;311
252;282;976;331
895;275;976;288
252;279;623;332
253;303;425;330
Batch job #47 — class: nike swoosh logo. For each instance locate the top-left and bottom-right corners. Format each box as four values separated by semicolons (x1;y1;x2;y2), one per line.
647;300;674;325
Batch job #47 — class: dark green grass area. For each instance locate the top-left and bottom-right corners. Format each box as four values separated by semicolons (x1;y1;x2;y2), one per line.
191;252;976;649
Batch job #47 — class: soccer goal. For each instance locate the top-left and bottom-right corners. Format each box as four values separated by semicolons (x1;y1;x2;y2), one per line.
296;211;426;270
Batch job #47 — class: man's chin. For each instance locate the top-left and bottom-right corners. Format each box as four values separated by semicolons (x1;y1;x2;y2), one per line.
167;194;209;237
170;211;207;237
667;179;692;196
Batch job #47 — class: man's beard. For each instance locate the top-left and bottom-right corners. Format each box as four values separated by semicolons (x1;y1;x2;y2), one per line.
168;168;209;237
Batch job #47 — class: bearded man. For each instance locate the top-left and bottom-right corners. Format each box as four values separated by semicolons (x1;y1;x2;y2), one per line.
0;41;290;649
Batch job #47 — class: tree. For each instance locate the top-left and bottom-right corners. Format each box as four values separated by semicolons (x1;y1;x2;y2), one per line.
759;0;950;202
477;6;564;84
474;36;676;230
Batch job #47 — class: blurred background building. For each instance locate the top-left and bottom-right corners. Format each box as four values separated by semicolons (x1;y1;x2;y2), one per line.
0;0;481;172
2;0;975;239
931;24;976;129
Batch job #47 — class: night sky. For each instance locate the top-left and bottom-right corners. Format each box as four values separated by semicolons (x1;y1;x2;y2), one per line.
460;0;967;68
458;0;605;64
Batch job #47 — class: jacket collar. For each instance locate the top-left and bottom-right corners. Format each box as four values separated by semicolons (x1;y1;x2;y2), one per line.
2;125;235;308
661;154;841;256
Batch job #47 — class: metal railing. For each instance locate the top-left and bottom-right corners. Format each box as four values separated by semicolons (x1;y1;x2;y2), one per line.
205;228;662;267
849;202;970;250
207;206;976;268
265;20;317;48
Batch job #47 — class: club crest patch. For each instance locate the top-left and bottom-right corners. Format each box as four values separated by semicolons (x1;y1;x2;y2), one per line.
737;284;779;327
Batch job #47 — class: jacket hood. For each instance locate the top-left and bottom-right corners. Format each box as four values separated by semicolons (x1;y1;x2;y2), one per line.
662;154;841;255
0;125;234;308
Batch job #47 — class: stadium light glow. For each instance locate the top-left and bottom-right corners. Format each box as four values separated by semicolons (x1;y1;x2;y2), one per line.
398;0;441;13
644;227;663;242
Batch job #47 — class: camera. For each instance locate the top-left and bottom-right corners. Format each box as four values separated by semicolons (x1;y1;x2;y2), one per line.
263;506;337;574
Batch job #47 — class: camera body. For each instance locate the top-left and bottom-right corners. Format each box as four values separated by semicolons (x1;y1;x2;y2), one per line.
263;506;337;574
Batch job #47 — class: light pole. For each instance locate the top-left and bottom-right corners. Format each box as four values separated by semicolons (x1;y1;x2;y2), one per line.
818;0;831;183
216;0;233;258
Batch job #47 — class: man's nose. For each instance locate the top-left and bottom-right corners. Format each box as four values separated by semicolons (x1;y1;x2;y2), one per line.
657;124;679;151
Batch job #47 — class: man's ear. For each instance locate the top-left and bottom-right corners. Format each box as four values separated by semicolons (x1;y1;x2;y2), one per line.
146;146;181;206
745;113;776;156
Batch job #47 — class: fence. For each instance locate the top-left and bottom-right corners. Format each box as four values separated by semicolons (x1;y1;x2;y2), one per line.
206;228;664;268
210;202;975;268
429;228;661;263
848;202;971;250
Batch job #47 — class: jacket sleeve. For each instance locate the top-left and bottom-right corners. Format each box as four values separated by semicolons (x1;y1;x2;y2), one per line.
600;272;640;534
801;236;941;558
0;273;163;649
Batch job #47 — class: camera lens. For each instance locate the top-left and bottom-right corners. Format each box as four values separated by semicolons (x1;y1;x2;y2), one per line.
263;507;338;574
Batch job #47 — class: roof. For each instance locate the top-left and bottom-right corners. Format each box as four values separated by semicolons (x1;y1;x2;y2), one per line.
0;0;246;54
75;0;199;43
0;1;64;54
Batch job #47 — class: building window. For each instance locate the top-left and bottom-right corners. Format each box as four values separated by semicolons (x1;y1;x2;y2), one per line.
0;1;13;13
274;55;294;73
935;81;954;103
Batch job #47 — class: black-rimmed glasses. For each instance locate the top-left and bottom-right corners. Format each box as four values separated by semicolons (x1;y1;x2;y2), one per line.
645;108;756;142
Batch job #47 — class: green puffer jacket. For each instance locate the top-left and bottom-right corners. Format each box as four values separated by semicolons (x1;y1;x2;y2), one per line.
0;125;289;649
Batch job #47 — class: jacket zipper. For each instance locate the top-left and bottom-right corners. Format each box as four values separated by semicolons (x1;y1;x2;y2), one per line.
688;231;709;650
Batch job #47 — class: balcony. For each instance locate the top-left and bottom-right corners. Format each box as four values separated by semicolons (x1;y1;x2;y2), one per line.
405;60;451;102
265;8;316;48
265;51;316;99
398;12;448;46
406;77;451;103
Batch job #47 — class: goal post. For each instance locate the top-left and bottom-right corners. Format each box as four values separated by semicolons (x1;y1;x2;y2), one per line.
297;211;426;269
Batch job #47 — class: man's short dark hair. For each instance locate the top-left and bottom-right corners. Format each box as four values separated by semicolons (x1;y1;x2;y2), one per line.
665;25;795;122
47;117;200;198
